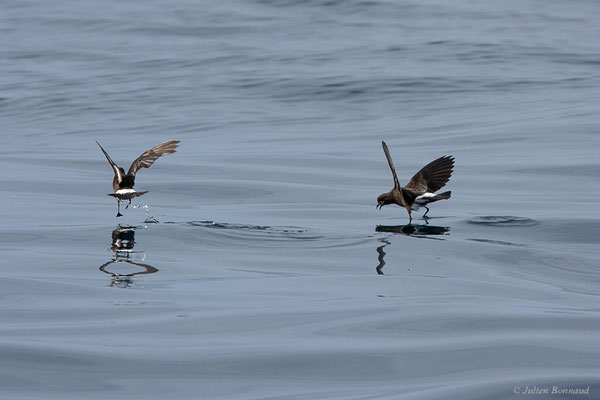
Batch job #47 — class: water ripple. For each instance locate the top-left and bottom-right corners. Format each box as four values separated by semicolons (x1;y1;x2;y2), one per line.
467;216;540;226
171;220;371;249
467;238;525;247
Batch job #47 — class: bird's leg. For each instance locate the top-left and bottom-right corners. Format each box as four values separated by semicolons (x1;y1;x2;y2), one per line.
126;199;132;209
407;210;412;225
116;199;123;218
422;206;430;219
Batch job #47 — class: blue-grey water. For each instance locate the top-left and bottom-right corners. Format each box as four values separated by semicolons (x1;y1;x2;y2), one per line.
1;1;600;399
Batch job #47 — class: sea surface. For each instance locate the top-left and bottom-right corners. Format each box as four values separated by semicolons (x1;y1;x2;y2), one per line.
1;0;600;399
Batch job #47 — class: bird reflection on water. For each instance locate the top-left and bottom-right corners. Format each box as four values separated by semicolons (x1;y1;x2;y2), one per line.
376;224;449;237
375;224;449;275
376;239;391;275
99;226;158;288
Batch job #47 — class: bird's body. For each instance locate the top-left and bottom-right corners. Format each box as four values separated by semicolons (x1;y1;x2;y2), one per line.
97;140;180;217
377;141;454;223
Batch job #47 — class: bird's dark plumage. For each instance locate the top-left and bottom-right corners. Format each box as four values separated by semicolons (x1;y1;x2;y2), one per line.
404;155;454;194
127;140;180;178
97;140;180;217
377;141;454;223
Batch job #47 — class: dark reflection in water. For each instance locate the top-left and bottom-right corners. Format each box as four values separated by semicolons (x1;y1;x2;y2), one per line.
99;226;158;288
376;239;391;275
375;225;449;275
376;224;450;237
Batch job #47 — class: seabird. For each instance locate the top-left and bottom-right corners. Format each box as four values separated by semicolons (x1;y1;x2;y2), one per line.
377;141;454;223
96;140;180;217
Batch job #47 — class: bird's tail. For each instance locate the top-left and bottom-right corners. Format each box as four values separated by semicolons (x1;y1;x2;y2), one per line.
433;191;451;201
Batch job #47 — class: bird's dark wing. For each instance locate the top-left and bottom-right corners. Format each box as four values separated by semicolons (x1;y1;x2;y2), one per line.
404;155;454;194
127;140;180;177
381;141;400;190
96;141;123;183
400;187;417;205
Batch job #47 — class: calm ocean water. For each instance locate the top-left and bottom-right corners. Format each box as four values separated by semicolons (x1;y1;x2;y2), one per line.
1;0;600;399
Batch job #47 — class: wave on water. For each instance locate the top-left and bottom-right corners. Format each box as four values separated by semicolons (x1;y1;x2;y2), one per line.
467;216;539;226
466;238;525;247
185;220;309;236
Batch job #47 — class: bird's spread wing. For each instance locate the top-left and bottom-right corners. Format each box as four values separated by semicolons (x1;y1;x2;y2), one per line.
404;155;454;194
381;141;400;190
96;141;123;183
127;140;180;177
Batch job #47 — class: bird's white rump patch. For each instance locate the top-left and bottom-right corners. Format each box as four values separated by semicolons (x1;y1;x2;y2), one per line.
116;188;136;195
411;193;437;210
414;193;435;203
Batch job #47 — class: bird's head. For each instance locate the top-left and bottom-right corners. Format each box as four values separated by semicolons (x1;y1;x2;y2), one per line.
377;192;393;210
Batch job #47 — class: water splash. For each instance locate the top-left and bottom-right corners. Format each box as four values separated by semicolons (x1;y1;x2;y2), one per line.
132;204;159;224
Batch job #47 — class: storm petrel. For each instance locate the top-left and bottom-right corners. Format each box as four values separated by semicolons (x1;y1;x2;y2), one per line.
96;140;180;217
377;141;454;223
